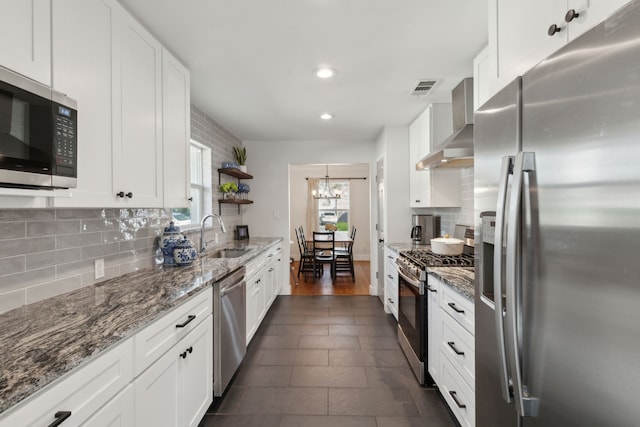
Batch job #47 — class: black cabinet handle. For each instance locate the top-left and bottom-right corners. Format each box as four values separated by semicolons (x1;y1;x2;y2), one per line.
176;315;196;328
180;351;187;359
387;298;394;304
448;341;465;355
116;191;124;198
448;302;465;314
427;286;437;293
48;411;72;427
188;197;193;201
126;192;133;198
547;23;562;36
449;391;466;408
116;191;133;199
187;346;193;353
565;9;579;22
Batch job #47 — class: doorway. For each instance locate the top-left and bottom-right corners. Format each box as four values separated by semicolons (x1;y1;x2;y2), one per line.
288;163;371;296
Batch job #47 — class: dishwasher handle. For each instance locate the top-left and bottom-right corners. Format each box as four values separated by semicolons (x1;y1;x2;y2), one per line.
221;280;245;297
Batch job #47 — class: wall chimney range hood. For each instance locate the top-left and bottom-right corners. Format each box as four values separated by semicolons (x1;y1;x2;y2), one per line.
416;78;474;170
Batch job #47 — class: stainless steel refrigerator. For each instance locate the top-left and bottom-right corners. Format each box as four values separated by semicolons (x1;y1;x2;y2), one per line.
474;2;640;426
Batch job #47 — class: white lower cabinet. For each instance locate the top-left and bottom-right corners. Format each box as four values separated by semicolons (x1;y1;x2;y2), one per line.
426;279;440;383
429;274;475;427
246;244;283;344
134;314;213;427
0;338;134;427
383;247;399;319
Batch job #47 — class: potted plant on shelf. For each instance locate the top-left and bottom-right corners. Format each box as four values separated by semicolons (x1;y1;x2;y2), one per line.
220;182;239;199
233;146;247;173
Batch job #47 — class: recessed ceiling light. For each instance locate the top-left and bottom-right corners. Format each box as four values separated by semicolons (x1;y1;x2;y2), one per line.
320;113;334;120
315;67;336;79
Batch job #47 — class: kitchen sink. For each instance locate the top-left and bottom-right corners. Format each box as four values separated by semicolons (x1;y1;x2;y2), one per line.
207;248;250;258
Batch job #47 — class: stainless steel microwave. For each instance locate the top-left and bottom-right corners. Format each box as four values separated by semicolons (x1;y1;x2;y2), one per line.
0;65;77;189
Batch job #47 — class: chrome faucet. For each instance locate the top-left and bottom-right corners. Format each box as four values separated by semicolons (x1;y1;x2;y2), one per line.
200;213;226;252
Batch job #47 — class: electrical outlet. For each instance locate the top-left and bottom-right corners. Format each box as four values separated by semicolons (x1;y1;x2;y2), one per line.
94;258;105;280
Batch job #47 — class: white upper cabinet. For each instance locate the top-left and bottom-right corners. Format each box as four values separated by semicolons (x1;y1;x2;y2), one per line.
488;0;632;96
162;48;191;208
409;104;461;208
112;10;163;207
473;46;490;111
52;0;189;208
52;0;117;207
0;0;51;85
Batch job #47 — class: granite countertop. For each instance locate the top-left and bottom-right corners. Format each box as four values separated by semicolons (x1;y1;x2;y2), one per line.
428;267;475;301
0;237;282;414
386;242;422;253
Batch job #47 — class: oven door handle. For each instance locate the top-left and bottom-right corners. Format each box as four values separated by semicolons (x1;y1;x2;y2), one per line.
398;268;424;295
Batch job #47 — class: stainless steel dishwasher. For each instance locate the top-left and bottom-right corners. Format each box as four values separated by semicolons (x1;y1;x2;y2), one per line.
213;266;246;397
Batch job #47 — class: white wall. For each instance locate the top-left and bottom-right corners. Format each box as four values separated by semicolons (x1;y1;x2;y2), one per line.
242;140;376;294
289;164;371;261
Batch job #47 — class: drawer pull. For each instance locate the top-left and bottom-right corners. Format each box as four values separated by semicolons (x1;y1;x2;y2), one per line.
387;274;393;279
187;346;193;354
48;411;72;427
447;341;465;355
427;286;437;293
449;391;466;408
176;315;196;328
180;351;187;359
448;302;465;314
388;298;394;304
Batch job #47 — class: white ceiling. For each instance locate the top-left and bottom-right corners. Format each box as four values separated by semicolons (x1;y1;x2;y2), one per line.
118;0;488;142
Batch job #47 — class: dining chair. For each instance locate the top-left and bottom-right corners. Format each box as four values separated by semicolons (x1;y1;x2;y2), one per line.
312;231;336;281
334;227;355;281
295;227;316;281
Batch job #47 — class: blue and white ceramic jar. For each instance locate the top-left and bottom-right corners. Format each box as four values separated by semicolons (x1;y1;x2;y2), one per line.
173;238;197;266
159;221;184;266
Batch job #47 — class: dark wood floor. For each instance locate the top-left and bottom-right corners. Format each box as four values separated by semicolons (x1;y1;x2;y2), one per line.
200;296;456;427
289;261;371;296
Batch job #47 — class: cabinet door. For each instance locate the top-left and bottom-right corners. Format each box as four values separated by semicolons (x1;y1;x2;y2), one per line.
112;10;163;207
81;384;134;427
162;48;191;208
473;46;490;111
246;279;258;343
179;316;213;427
134;341;180;427
0;0;51;85
566;0;633;40
427;280;440;382
273;251;283;296
409;117;429;207
52;0;118;208
490;0;566;94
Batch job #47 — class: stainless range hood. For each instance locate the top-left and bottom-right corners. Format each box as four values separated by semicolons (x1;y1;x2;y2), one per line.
417;78;474;170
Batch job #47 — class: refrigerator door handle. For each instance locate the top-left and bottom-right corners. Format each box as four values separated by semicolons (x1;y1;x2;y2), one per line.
506;151;539;417
494;155;514;404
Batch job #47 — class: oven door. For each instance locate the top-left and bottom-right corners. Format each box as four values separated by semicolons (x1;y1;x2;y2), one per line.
397;267;426;384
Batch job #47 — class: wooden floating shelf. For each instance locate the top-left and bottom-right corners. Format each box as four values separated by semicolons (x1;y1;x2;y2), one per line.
219;199;253;205
218;198;253;214
217;168;253;180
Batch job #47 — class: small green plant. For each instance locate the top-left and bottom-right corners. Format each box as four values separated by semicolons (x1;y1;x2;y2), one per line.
220;182;239;193
233;146;247;165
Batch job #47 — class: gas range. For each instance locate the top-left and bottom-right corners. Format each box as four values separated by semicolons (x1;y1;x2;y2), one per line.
396;249;475;281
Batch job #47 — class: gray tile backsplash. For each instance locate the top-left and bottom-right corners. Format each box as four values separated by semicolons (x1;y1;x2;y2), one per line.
0;105;245;314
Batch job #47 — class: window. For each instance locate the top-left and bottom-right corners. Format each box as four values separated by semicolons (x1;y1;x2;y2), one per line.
317;179;350;231
172;140;212;227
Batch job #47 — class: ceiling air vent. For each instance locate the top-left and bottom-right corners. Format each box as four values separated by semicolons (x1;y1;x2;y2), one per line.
411;80;437;96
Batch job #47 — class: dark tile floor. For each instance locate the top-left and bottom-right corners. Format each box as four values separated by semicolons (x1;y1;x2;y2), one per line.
201;296;457;427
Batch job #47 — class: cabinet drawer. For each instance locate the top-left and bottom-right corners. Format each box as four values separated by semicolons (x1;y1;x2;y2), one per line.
440;313;475;390
439;351;476;427
439;282;474;335
0;338;133;427
134;289;212;376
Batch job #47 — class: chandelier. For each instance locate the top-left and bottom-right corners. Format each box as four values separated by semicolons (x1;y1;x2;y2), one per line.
312;165;341;199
